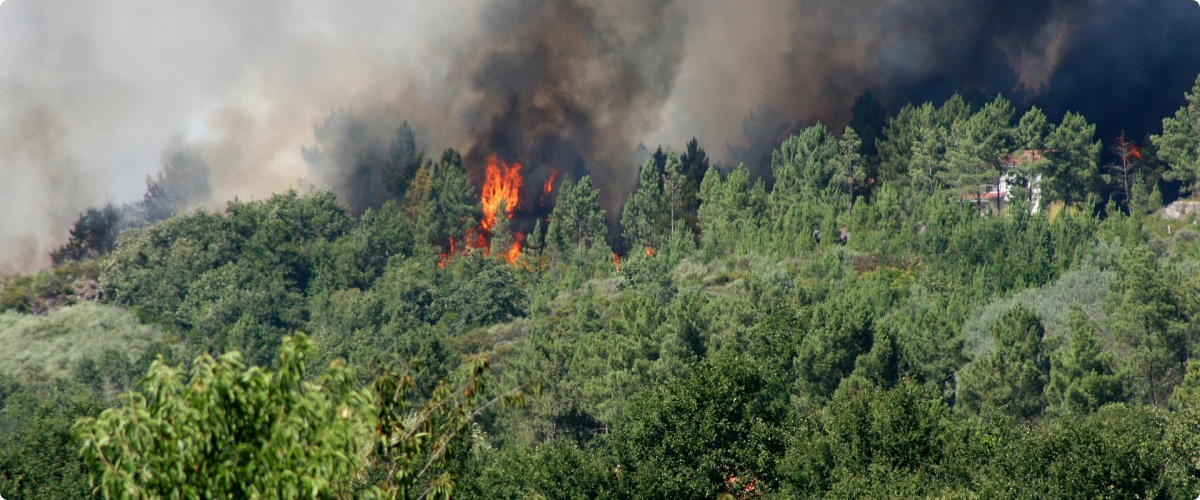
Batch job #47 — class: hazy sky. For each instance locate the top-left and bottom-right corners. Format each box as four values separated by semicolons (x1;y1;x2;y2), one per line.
0;1;481;272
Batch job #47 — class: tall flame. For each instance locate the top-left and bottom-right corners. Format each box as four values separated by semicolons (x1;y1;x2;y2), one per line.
543;169;558;197
480;155;522;231
505;232;525;265
439;237;457;269
438;155;534;270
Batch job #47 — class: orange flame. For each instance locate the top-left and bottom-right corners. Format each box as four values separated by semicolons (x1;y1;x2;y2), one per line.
470;228;488;250
437;156;537;270
645;246;655;257
505;232;525;265
1129;144;1142;160
439;237;457;269
543;169;558;196
480;155;522;232
614;252;621;270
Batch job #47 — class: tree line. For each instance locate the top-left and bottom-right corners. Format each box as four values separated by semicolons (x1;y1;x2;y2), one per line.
1;75;1200;497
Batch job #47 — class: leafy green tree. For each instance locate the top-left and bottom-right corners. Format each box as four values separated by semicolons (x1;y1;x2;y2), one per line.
832;127;869;200
1164;405;1200;496
909;120;950;195
0;377;102;499
890;292;968;392
879;95;972;191
405;150;477;249
546;176;610;278
957;304;1049;418
793;291;881;402
1108;246;1189;406
677;138;712;226
780;380;953;497
371;355;525;499
1045;306;1124;414
622;149;696;254
770;124;840;206
437;254;528;328
621;157;669;251
613;356;786;498
460;440;618;499
1170;361;1200;411
308;201;416;292
76;334;372;498
988;404;1172;498
878;102;937;184
1152;74;1200;194
1014;107;1050;151
307;257;451;389
945;96;1014;208
1041;112;1102;206
177;263;305;366
697;164;762;259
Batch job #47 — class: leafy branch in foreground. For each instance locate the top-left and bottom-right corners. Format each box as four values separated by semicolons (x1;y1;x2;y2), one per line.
370;355;528;500
75;334;372;498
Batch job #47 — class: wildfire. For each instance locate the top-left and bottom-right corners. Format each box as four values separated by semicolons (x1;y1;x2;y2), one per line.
505;232;525;265
614;252;621;270
438;237;457;269
645;246;655;257
480;155;522;231
1127;144;1142;160
543;169;558;196
438;155;536;270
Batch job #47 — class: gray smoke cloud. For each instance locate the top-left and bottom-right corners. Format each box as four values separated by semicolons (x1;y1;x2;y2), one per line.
2;0;1199;273
461;0;687;216
0;0;477;273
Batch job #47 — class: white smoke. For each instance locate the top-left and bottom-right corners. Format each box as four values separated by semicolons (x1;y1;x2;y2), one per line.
0;0;478;273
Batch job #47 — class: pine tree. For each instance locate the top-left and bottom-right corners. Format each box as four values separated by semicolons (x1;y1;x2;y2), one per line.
1108;246;1188;406
1046;306;1123;414
1041;112;1102;206
957;304;1049;418
547;176;609;274
1152;74;1200;195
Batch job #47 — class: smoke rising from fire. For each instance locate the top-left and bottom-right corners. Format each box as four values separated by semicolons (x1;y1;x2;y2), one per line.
2;0;1199;273
461;0;687;217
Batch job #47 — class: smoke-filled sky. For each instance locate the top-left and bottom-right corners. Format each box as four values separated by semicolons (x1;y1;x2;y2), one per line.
2;0;1199;273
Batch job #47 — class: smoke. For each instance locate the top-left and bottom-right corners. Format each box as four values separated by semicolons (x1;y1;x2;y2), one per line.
2;0;1199;273
0;0;476;273
460;0;688;218
655;0;1200;170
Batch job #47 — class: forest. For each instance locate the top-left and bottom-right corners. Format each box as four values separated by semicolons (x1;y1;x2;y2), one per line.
2;75;1200;498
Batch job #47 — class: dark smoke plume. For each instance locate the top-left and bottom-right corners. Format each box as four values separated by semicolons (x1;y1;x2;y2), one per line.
2;0;1200;272
460;0;687;219
681;0;1200;172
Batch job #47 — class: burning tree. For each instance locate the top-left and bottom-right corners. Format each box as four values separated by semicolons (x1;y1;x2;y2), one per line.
1107;132;1143;210
437;155;537;268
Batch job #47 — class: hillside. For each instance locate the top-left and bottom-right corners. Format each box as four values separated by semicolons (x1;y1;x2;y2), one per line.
3;82;1200;497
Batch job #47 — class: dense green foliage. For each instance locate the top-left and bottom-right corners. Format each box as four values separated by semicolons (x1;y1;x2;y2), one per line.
5;80;1200;497
76;334;371;498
